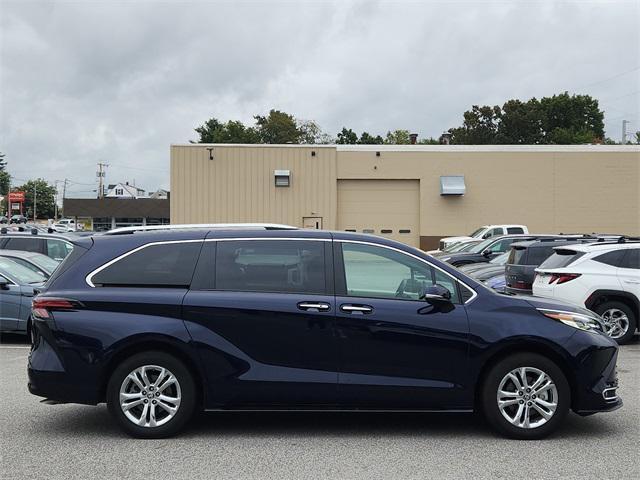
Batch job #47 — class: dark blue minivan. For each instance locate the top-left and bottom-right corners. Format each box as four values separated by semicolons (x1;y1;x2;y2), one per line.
28;225;622;439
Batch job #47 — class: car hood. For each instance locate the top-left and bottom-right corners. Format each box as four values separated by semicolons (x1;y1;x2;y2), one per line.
523;295;598;318
441;236;474;244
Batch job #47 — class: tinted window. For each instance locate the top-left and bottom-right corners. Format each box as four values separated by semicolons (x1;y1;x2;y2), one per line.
594;250;627;268
487;238;516;253
215;240;325;294
507;227;524;234
3;237;42;253
622;249;639;269
341;242;460;303
508;247;527;265
527;246;556;265
539;250;586;269
92;242;202;287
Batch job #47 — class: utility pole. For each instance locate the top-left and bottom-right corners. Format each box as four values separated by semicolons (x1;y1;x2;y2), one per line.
33;184;37;222
62;178;68;218
53;180;60;221
97;162;108;199
622;120;630;144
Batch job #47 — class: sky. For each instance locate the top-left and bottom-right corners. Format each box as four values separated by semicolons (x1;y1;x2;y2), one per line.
1;0;639;197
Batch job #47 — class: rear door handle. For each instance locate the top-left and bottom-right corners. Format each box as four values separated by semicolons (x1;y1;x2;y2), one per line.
340;304;373;314
623;279;640;284
297;302;331;312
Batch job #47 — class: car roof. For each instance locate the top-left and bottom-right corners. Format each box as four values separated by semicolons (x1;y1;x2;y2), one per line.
0;230;77;241
552;241;640;253
0;249;45;259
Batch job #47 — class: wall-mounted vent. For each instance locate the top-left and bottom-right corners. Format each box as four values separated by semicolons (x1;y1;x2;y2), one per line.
440;175;466;196
274;170;291;187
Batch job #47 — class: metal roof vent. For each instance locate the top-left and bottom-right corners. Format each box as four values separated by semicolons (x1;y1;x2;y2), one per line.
440;175;466;196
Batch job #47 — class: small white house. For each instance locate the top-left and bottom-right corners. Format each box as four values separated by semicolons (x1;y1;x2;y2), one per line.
106;182;146;199
149;188;169;199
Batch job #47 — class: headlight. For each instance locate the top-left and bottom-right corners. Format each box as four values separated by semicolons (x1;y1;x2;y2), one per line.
537;308;603;332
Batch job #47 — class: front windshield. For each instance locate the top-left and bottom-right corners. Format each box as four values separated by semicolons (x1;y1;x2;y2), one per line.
32;254;61;274
468;238;495;253
0;257;46;284
489;252;510;265
469;227;487;238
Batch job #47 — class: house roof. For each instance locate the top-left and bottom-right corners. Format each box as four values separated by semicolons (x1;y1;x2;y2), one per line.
63;198;169;218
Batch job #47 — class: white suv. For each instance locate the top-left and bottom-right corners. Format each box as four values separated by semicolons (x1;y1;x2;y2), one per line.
533;241;640;344
431;224;529;253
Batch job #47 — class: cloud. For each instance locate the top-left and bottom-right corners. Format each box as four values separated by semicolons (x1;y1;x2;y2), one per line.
1;0;638;195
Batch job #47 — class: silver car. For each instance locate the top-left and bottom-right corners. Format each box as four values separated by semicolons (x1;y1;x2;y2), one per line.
0;256;46;334
0;250;60;279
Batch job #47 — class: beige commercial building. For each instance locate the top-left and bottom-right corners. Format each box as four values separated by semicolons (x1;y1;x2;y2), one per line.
170;144;640;250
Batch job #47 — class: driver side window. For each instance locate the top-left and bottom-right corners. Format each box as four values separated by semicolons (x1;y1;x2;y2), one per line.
341;243;460;303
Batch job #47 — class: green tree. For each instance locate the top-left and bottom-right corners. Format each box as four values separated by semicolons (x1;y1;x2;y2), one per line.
540;92;604;144
496;99;544;144
0;152;6;170
417;137;440;145
449;105;501;144
635;131;640;144
194;118;259;143
336;127;358;144
298;120;333;144
16;179;56;219
384;129;412;144
254;109;301;144
358;132;384;144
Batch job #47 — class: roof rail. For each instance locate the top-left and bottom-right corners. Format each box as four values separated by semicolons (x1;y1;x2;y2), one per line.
103;223;299;236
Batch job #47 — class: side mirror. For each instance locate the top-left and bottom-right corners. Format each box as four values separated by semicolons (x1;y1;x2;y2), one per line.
0;275;10;290
420;284;452;303
482;249;492;258
482;233;491;239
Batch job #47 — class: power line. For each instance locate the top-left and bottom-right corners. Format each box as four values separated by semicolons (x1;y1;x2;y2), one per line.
575;65;640;91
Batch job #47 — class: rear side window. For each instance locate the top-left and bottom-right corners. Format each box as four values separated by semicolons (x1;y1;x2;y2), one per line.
539;250;586;269
526;246;556;266
46;239;73;261
593;250;626;268
507;227;524;234
215;240;325;294
3;237;42;253
622;249;639;269
92;242;202;287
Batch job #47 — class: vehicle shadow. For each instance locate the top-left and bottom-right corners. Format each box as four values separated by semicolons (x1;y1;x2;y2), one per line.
0;333;30;345
33;405;620;441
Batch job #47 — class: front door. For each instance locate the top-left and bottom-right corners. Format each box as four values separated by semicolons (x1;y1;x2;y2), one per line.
182;238;338;407
0;284;21;332
334;241;471;409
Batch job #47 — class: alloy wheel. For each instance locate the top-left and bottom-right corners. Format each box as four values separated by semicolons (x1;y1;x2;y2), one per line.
119;365;182;428
600;308;629;339
496;367;558;429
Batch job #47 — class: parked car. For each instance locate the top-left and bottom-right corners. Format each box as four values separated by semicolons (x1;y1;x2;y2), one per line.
434;234;563;267
505;238;600;294
0;231;74;261
10;214;28;224
534;240;640;344
53;218;77;232
439;238;484;254
484;274;507;291
0;256;45;334
0;215;8;224
458;251;509;276
433;224;529;252
0;250;60;279
29;224;621;439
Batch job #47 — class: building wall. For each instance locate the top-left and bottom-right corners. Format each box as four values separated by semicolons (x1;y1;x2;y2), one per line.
171;145;337;227
171;144;640;250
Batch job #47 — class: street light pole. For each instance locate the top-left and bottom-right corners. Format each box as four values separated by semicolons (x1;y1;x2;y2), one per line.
33;185;37;222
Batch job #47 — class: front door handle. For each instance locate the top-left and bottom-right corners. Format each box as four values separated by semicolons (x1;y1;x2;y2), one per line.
297;302;331;312
340;304;373;314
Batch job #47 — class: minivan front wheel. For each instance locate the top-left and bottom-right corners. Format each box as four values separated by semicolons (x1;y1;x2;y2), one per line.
107;351;196;438
481;353;570;439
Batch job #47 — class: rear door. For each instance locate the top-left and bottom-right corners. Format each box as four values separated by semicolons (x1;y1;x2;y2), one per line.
182;237;338;407
334;240;471;410
617;248;640;297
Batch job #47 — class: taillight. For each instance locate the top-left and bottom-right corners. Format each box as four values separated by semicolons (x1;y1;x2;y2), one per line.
32;297;80;319
513;281;532;290
549;273;581;285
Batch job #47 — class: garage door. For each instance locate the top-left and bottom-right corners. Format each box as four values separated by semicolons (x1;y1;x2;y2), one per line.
337;180;420;247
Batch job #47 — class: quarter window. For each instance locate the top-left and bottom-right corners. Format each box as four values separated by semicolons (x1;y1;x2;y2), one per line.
92;242;202;287
594;250;626;268
341;242;461;303
215;240;326;294
46;239;73;260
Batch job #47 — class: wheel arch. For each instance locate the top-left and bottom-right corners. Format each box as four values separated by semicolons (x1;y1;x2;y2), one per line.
474;340;577;411
586;290;639;322
101;335;205;407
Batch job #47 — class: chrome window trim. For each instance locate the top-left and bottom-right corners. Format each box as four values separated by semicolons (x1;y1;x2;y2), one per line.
85;239;204;287
336;239;478;305
85;236;478;305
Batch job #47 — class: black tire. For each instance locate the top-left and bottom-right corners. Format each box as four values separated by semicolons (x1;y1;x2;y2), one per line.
107;351;197;438
481;353;570;440
594;301;637;345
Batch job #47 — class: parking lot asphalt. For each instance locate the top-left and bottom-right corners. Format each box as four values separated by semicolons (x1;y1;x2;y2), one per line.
1;333;639;480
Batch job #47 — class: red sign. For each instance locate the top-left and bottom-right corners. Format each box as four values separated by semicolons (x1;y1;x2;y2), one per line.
8;191;25;202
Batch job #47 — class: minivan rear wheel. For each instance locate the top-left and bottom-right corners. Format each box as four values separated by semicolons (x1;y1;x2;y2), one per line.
107;351;196;438
481;353;570;440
